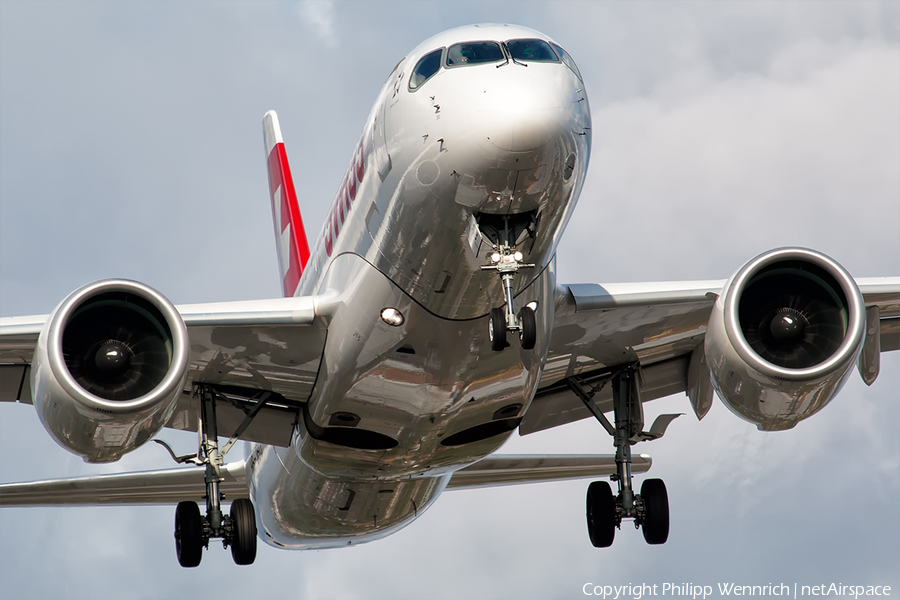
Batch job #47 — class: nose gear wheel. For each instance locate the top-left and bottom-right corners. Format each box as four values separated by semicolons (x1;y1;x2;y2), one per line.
519;305;536;350
489;307;507;351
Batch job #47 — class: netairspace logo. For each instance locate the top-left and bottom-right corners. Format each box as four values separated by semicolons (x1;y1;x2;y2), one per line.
581;582;894;599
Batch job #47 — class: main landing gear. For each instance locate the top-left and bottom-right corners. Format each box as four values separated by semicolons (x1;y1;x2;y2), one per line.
161;385;260;567
567;367;677;548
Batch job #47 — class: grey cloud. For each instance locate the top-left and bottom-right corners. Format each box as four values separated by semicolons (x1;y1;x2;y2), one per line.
1;2;897;598
559;38;899;284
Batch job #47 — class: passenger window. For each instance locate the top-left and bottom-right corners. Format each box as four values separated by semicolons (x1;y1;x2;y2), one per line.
446;42;505;67
409;49;443;90
506;39;559;63
550;42;583;81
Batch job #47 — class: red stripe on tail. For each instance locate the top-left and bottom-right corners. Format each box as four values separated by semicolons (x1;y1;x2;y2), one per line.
266;142;311;297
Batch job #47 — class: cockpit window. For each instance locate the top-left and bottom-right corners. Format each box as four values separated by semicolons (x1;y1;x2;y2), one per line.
506;39;559;63
409;48;443;90
549;42;582;81
446;42;505;67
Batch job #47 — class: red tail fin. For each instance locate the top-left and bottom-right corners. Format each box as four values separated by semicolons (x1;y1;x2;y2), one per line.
263;111;311;298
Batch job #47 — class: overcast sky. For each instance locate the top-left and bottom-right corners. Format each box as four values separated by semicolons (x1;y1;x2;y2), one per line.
1;2;898;599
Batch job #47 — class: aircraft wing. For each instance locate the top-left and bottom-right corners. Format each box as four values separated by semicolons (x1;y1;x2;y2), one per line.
3;278;897;444
523;277;900;435
0;455;648;506
0;461;250;506
0;295;331;448
444;453;650;490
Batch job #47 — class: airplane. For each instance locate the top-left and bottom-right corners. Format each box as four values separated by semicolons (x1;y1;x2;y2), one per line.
1;23;898;568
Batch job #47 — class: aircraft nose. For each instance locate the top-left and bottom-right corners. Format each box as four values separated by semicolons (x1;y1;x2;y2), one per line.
437;65;588;213
477;75;570;155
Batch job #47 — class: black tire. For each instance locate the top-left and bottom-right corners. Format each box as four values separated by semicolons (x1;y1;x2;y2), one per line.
586;481;616;548
640;478;669;545
518;306;536;350
489;307;506;352
175;501;204;568
230;498;258;565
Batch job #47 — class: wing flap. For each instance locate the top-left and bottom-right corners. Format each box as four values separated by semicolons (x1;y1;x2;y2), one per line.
880;317;899;352
0;461;247;507
446;454;651;491
0;364;31;404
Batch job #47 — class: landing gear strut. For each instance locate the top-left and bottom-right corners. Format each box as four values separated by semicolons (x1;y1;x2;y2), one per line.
567;367;671;547
169;385;259;567
481;216;536;352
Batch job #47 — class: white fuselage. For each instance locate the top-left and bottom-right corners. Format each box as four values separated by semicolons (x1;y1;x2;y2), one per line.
247;24;592;549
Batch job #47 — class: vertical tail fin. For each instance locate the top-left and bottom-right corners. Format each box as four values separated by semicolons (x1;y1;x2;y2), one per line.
263;110;311;298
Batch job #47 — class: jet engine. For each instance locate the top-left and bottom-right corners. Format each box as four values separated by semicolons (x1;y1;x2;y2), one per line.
705;248;866;431
31;279;190;462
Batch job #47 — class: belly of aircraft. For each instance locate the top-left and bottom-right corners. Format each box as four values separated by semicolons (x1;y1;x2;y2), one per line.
302;253;554;475
248;253;556;548
247;443;450;550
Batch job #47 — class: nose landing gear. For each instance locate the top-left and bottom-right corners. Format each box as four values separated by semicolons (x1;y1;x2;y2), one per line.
476;210;539;352
482;247;536;352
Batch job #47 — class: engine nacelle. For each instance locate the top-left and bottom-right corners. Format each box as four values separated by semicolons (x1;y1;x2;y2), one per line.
705;248;866;431
31;280;190;462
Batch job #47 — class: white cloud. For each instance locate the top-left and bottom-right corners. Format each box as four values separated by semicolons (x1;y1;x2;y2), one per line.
559;38;900;284
298;0;338;49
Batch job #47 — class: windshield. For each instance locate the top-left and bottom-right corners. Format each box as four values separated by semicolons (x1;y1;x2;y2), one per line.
506;39;559;63
446;41;505;67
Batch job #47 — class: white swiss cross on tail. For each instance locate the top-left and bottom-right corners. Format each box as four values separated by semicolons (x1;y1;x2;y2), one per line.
263;111;311;298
